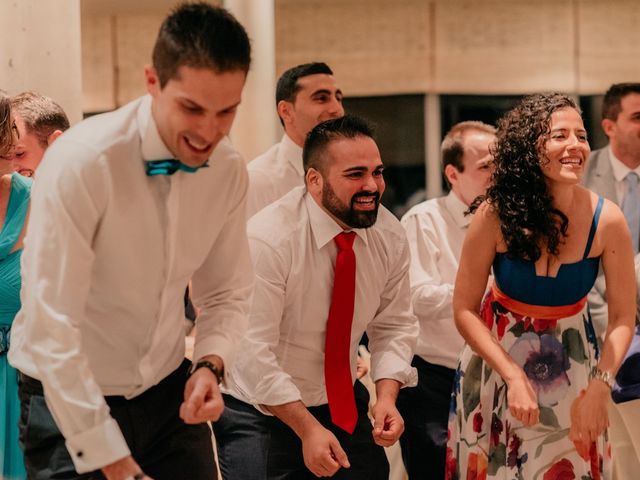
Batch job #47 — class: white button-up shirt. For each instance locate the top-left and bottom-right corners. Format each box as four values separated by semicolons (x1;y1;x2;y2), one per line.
400;192;470;369
246;133;304;218
225;187;418;410
9;95;253;473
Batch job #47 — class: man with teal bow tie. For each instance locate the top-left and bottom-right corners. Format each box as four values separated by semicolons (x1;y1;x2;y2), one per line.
9;3;253;480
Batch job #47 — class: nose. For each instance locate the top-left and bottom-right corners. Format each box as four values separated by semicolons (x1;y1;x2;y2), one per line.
361;174;380;193
328;97;344;118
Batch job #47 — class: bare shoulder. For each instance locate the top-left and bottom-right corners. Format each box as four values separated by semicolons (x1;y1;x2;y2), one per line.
468;200;502;245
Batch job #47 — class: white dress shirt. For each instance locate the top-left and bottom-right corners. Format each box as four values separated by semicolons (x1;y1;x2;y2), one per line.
9;95;253;473
400;192;470;369
246;133;304;218
225;186;418;410
609;146;640;205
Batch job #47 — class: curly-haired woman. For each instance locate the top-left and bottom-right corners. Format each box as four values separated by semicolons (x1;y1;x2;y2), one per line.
1;91;30;479
446;93;636;479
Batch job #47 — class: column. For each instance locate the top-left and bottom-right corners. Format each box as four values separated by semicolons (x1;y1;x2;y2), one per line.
0;0;83;124
224;0;280;162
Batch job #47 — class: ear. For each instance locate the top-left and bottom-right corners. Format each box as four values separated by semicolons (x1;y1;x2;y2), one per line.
444;164;458;186
47;129;63;146
305;167;323;193
144;65;161;96
277;100;293;126
601;118;615;138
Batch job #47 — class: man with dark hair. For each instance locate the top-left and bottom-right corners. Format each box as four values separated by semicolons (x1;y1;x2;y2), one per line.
583;82;640;480
9;3;252;480
398;121;495;479
214;115;418;480
246;61;344;218
7;90;69;177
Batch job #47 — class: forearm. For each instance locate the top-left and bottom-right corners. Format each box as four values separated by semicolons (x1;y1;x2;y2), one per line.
375;378;401;404
265;401;321;440
598;314;635;376
455;309;523;383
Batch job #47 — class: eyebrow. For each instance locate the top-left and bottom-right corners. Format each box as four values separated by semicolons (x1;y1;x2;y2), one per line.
311;89;342;97
342;164;384;173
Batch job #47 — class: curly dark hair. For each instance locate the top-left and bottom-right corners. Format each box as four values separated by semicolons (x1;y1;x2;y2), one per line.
472;93;580;262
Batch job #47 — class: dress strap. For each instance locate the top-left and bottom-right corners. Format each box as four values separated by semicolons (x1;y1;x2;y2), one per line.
583;195;604;259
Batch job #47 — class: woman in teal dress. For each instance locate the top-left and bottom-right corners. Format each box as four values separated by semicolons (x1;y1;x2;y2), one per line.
1;92;29;479
447;94;636;480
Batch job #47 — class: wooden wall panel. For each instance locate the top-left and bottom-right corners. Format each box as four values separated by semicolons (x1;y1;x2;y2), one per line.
275;0;431;96
433;1;576;94
578;0;640;94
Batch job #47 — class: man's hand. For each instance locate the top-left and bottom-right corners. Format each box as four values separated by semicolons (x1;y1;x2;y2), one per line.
180;356;224;423
301;423;350;477
371;398;404;447
372;379;404;447
101;456;152;480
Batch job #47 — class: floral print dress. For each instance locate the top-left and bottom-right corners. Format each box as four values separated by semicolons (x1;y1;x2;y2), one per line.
447;197;610;480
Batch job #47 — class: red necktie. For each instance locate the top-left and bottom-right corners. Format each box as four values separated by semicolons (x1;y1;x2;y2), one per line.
324;231;358;434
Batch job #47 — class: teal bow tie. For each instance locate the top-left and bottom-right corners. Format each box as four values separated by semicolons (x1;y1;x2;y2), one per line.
144;159;209;176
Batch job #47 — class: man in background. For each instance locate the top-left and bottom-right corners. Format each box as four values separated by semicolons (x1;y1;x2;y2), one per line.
398;121;496;479
583;82;640;480
246;61;344;218
8;91;69;177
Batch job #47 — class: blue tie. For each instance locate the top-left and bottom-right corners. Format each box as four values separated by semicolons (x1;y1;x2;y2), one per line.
144;159;209;176
622;172;640;254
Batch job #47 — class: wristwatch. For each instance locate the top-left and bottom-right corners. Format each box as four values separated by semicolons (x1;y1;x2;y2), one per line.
189;360;223;384
589;366;614;389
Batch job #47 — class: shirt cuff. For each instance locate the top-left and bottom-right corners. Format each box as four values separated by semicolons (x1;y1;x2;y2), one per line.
370;364;418;389
64;417;130;473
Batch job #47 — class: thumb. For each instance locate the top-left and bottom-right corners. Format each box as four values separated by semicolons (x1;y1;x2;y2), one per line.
330;438;350;469
373;411;386;436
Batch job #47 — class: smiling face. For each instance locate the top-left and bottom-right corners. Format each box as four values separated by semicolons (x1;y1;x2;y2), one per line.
539;107;590;186
278;74;344;147
145;65;246;167
8;115;46;177
307;135;385;229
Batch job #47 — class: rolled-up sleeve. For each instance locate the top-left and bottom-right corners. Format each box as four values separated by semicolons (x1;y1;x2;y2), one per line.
367;236;419;387
230;236;303;407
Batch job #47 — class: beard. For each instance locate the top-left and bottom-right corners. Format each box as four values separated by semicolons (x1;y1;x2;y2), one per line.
321;181;380;229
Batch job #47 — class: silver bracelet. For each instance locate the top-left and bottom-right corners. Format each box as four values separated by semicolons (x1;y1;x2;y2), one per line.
589;366;614;389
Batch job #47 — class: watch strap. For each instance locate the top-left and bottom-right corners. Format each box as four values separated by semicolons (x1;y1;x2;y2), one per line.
189;360;223;384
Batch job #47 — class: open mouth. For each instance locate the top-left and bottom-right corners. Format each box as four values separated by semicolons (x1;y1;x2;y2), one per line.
352;194;379;210
559;157;583;166
184;135;212;154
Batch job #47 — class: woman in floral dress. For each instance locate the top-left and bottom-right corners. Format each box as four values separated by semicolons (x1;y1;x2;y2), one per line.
447;93;636;480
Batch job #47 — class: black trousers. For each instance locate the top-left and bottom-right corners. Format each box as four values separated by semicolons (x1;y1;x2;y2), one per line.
17;360;216;480
396;356;456;480
214;380;389;480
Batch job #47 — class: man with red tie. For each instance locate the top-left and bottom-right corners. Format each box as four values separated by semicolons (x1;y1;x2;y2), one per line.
215;115;418;479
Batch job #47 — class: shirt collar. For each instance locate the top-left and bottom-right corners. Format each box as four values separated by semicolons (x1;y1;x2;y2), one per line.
305;192;369;249
137;95;175;161
609;145;640;181
282;133;305;176
444;191;472;228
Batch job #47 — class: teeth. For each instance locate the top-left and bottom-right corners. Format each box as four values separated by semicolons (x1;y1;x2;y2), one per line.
185;137;209;150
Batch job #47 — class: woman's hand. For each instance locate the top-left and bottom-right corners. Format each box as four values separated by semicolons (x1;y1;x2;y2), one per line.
569;381;610;459
506;371;539;426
